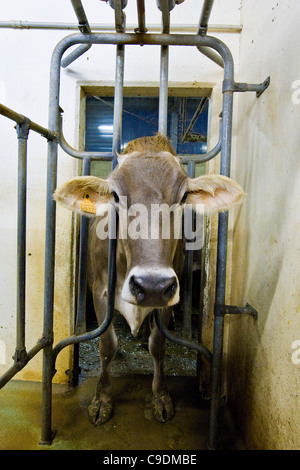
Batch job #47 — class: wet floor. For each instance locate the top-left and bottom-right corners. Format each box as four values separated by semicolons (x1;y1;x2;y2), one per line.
0;376;212;450
0;312;243;450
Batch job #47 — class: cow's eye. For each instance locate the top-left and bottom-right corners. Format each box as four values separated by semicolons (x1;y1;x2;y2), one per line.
181;192;188;204
112;191;119;203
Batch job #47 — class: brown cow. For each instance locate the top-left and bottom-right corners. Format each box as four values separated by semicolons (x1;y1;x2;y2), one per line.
54;134;244;425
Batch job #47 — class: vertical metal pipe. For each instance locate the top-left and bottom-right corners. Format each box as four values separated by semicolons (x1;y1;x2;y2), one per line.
112;45;125;167
208;89;233;450
136;0;147;33
40;138;58;445
182;160;195;338
75;157;91;334
40;42;62;445
15;121;30;363
158;45;169;136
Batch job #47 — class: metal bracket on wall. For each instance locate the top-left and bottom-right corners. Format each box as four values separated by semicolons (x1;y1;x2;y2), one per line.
223;76;270;98
214;303;258;320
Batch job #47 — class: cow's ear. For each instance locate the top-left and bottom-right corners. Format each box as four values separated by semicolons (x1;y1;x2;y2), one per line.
186;174;245;213
54;176;111;217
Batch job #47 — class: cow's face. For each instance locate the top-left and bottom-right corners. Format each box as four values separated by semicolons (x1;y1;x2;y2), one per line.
110;151;187;308
54;150;244;309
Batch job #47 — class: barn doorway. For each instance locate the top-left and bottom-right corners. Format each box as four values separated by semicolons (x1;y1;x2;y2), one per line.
78;93;209;379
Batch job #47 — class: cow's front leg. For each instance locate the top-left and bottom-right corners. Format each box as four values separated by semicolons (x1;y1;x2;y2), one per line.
88;284;118;426
148;308;174;423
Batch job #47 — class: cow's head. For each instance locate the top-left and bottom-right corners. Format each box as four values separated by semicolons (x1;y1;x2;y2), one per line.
54;135;244;310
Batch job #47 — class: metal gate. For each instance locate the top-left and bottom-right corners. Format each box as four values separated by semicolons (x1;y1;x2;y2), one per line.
0;0;269;449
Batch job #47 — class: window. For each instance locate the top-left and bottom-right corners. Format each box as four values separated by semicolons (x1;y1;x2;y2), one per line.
85;95;209;178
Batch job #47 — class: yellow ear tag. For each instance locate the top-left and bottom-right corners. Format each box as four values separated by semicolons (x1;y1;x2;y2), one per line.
79;194;96;214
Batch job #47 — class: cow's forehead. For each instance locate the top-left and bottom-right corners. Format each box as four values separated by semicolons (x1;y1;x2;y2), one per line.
110;153;188;201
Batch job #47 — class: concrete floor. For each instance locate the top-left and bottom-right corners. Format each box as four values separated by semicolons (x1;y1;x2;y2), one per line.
0;374;240;451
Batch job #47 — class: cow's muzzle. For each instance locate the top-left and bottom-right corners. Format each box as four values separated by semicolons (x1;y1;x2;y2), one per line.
130;274;177;307
122;267;180;307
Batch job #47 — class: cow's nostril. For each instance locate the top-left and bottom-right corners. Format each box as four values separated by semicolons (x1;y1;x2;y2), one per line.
163;277;177;300
129;275;145;303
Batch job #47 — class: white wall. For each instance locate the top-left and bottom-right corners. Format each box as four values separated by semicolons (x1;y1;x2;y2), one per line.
228;0;300;450
0;0;242;382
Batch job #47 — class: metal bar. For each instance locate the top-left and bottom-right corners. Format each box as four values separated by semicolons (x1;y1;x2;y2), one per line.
197;2;223;67
159;1;171;33
61;0;92;68
61;44;91;68
198;0;215;33
14;121;30;364
197;0;224;67
158;45;169;136
70;0;91;33
208;80;234;450
215;303;258;320
75;157;91;334
0;104;57;141
182;161;195;339
158;2;170;137
59;123;113;160
0;21;243;34
46;32;238;57
40;38;63;444
154;309;212;364
136;0;147;33
181;116;222;164
223;77;271;98
112;1;126;166
52;208;118;374
60;115;220;163
40;137;58;446
197;46;224;68
112;0;126;33
112;45;125;166
0;336;50;389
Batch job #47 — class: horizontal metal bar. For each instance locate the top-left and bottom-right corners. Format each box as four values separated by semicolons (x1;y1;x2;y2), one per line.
154;309;212;364
59;102;221;164
0;104;58;141
214;303;258;320
51;32;233;62
223;77;270;97
0;21;242;33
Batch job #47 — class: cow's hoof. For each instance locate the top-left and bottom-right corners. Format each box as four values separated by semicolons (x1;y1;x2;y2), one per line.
88;396;113;426
152;393;174;423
